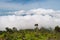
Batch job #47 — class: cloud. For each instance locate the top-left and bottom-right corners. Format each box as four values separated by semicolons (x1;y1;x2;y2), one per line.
11;8;60;16
0;8;60;30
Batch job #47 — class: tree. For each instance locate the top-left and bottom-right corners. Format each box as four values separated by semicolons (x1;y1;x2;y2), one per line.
34;24;39;32
5;27;13;33
13;27;17;32
54;26;60;32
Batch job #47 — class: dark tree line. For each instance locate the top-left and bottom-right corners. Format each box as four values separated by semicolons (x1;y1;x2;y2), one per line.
4;25;60;33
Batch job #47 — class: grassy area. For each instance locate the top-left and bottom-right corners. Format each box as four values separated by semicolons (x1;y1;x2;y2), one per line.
0;26;60;40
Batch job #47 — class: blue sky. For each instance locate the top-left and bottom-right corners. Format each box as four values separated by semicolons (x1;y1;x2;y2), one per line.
0;0;60;10
0;0;60;16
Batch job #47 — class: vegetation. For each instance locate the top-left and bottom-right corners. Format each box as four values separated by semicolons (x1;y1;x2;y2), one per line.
0;24;60;40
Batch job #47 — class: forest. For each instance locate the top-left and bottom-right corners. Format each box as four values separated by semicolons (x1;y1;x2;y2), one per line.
0;24;60;40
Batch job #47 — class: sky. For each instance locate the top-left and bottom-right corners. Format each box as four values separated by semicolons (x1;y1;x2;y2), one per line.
0;0;60;30
0;0;60;11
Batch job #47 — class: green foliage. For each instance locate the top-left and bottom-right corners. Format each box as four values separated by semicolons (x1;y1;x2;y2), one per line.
0;26;60;40
5;27;13;33
54;26;60;32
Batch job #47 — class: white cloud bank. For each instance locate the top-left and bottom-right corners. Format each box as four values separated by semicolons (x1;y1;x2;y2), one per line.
0;8;60;30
